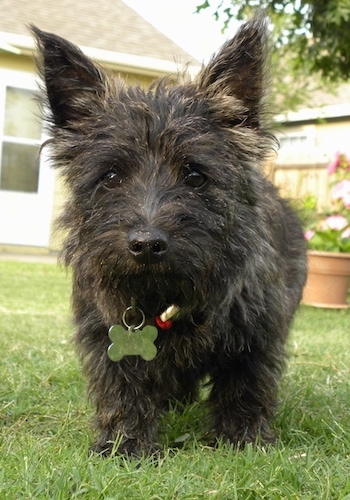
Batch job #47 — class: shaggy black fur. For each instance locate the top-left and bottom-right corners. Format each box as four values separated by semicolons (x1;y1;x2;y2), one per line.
32;14;307;456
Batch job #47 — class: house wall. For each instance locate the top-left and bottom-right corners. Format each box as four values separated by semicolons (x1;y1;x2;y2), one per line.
0;52;155;84
0;52;34;72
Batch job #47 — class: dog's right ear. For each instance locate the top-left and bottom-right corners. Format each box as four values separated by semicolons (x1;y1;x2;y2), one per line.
195;13;269;127
31;25;106;128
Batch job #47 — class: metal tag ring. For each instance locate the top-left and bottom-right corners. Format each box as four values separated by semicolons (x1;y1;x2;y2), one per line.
122;306;145;330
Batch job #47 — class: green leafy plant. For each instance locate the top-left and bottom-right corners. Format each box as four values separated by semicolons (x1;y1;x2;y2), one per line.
304;153;350;253
196;1;350;82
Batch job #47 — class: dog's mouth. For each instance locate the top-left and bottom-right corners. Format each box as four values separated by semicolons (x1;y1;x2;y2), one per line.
111;269;199;321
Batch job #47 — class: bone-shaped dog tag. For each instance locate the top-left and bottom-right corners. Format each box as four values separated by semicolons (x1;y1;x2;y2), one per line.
107;324;158;361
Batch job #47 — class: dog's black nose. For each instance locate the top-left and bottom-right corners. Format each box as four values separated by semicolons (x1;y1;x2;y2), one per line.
127;228;168;264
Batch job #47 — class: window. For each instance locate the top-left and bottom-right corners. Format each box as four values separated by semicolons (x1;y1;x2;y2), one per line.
277;125;316;155
0;85;42;193
279;133;310;151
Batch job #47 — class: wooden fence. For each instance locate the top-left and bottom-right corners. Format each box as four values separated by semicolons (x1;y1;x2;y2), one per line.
271;162;330;209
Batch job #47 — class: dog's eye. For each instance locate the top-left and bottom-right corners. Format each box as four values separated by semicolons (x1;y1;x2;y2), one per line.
183;168;207;188
101;171;122;189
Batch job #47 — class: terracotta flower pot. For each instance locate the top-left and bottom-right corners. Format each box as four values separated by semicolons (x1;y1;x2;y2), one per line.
302;250;350;308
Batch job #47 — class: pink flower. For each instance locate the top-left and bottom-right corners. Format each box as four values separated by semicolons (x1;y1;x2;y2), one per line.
321;215;348;231
327;151;341;174
327;152;350;175
304;229;315;241
342;227;350;238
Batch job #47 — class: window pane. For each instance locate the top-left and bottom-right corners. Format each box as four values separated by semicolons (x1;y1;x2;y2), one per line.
0;142;39;193
4;87;42;140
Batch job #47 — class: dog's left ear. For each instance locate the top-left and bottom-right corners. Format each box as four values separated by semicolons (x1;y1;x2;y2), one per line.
31;25;106;128
196;13;269;126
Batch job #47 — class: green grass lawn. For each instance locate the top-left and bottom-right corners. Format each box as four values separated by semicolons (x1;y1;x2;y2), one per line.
1;260;349;499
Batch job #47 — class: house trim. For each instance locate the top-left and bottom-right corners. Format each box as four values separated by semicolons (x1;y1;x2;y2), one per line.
0;31;199;78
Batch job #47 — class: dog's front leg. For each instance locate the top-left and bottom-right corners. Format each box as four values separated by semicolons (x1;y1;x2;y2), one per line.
207;343;285;447
87;357;161;457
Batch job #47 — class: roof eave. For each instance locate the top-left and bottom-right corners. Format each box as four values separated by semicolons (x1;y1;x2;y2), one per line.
0;31;200;78
276;103;350;124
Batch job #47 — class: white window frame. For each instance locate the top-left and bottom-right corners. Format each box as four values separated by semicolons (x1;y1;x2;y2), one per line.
277;126;316;153
0;69;55;247
0;69;43;193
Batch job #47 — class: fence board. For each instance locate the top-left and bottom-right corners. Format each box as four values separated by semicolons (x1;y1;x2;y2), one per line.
273;162;330;209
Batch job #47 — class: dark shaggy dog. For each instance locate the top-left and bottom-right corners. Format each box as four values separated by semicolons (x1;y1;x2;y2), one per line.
32;15;307;457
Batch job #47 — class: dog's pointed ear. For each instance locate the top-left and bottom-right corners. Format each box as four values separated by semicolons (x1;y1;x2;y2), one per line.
31;25;106;128
196;14;269;126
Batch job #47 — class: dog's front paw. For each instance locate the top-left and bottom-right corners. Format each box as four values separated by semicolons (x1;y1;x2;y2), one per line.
89;441;114;457
222;426;276;448
90;435;156;458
